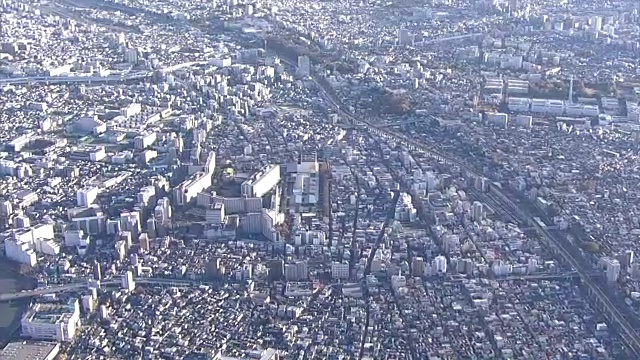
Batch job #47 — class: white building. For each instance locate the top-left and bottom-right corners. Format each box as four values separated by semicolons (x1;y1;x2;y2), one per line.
76;187;99;207
434;255;447;274
508;97;530;112
486;112;508;128
391;274;406;290
241;164;280;198
137;186;156;208
154;197;172;224
5;224;57;267
607;258;620;283
21;299;80;342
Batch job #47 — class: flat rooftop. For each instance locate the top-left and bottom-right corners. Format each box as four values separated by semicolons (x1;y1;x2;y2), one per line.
0;341;59;360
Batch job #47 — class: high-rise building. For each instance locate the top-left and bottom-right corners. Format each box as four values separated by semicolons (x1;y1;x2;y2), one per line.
285;261;308;281
146;218;156;239
606;259;620;283
154;197;172;224
139;233;151;252
92;261;102;281
411;257;425;277
331;261;349;279
434;255;447;274
397;28;414;46
121;271;135;292
268;259;284;281
471;201;484;221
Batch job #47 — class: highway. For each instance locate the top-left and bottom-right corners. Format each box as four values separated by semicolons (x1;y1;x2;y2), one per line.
0;61;209;86
0;277;218;302
0;72;151;86
289;59;640;357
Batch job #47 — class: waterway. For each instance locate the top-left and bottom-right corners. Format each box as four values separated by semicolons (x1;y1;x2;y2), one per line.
0;264;36;347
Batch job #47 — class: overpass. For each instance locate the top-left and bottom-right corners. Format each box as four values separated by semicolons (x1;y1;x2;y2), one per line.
448;271;600;283
0;277;217;302
376;117;432;128
0;72;151;86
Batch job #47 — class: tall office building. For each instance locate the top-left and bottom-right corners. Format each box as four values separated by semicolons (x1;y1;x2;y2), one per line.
92;261;102;281
471;201;484;221
268;259;284;281
121;271;135;292
411;257;425;277
285;261;308;281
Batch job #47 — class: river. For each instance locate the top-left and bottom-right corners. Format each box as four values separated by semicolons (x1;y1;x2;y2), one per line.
0;265;36;347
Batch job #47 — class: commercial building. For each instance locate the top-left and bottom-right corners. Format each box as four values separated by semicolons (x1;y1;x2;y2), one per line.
434;255;447;274
285;261;308;281
331;261;349;279
21;299;80;342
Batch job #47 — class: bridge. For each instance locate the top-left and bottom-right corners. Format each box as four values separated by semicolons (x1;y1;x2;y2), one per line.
0;277;217;302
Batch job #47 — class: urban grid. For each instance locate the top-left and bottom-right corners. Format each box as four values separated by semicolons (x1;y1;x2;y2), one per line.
0;0;637;359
